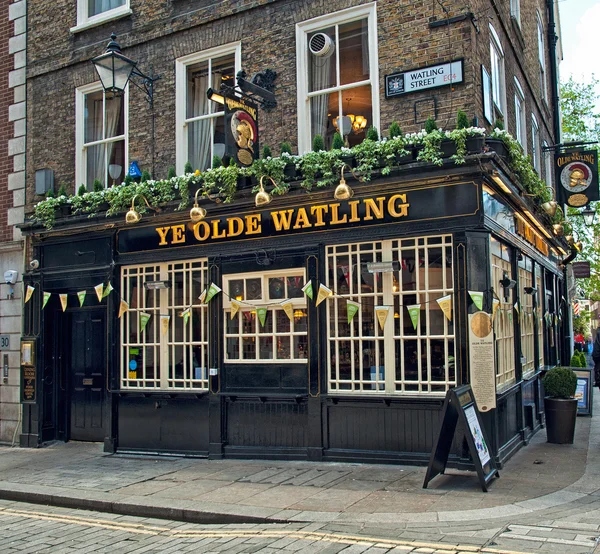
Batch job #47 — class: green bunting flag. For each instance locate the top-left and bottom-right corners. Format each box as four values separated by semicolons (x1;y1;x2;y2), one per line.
256;307;268;327
77;290;86;307
468;291;483;311
181;308;191;325
407;304;421;330
346;300;360;324
302;281;314;300
102;282;113;298
42;291;51;309
139;312;151;332
205;283;222;303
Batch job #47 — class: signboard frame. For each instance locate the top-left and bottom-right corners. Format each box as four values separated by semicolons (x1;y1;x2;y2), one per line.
555;149;599;207
574;368;593;416
385;59;464;98
20;338;36;403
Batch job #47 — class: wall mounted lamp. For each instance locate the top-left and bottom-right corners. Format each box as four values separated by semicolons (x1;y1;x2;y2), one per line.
255;176;277;207
189;188;207;223
144;280;171;290
540;186;558;217
334;164;364;200
523;286;538;295
125;194;157;224
499;272;516;290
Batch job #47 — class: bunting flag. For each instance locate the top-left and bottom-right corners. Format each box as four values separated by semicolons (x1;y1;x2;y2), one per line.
514;302;519;315
118;300;129;319
102;282;113;298
407;304;421;330
554;314;558;326
198;289;207;304
160;315;170;336
77;290;86;307
205;283;221;303
436;294;452;322
508;310;513;324
139;312;151;332
24;285;35;304
375;306;390;330
181;308;190;325
346;300;360;323
42;291;51;309
315;284;333;306
301;281;314;300
256;307;268;327
59;293;68;312
468;290;483;310
280;299;293;321
94;283;104;302
492;298;500;320
230;299;242;319
341;265;350;286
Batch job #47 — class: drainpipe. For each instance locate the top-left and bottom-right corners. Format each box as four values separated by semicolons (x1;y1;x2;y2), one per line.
547;0;561;144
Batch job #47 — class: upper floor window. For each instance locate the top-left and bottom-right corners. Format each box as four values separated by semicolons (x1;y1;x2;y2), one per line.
514;77;526;152
75;83;127;190
511;0;521;26
537;12;548;102
75;0;131;31
489;24;506;123
532;114;541;172
543;140;553;187
296;3;379;153
175;43;241;174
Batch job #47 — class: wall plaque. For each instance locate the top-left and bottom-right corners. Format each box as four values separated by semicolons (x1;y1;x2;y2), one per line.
468;312;496;412
385;60;464;98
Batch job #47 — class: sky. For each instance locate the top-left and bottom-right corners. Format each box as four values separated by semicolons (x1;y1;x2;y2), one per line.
558;0;600;109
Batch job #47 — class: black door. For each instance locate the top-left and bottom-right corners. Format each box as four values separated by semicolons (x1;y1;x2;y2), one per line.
70;309;106;441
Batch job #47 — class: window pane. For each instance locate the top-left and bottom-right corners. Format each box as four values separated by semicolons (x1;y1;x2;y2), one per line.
310;92;334;148
226;337;239;359
339;19;369;86
242;337;256;359
84;91;104;143
287;276;304;298
268;277;286;300
86;144;105;190
186;55;235;119
294;335;308;359
246;278;262;300
229;279;244;301
275;310;290;333
104;96;124;138
89;0;125;17
259;337;273;359
308;28;336;92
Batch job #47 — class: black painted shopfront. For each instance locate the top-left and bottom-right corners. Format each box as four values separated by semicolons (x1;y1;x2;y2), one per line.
20;159;568;468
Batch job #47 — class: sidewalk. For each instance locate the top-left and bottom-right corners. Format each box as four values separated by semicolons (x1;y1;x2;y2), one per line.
0;396;595;530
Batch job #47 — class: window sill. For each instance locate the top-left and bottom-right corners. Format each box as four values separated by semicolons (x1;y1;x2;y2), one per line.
70;7;132;34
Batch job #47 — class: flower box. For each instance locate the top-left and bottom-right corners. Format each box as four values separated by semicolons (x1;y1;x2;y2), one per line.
283;163;299;181
485;138;508;159
440;139;457;159
466;136;485;154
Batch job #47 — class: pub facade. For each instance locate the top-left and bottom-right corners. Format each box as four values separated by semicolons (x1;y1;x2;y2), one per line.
20;0;566;467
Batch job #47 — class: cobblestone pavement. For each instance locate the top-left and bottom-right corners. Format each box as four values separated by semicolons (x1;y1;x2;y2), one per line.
0;499;563;554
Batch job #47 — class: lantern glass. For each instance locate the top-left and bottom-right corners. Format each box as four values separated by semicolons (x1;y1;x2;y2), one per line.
92;51;136;95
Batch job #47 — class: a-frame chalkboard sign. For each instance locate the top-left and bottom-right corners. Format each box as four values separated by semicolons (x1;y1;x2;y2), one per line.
423;385;499;492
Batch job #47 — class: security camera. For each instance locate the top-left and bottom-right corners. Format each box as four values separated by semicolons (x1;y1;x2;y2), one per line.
3;270;17;285
29;259;39;270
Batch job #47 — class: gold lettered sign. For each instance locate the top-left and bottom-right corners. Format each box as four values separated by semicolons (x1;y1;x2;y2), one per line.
468;312;496;412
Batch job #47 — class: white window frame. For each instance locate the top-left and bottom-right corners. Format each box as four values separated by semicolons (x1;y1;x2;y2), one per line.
223;268;308;363
175;42;242;175
75;82;129;191
519;258;535;378
511;0;521;26
71;0;132;34
531;114;541;172
296;3;380;154
120;259;209;390
537;11;548;102
514;77;526;152
543;140;553;187
326;235;456;396
489;24;507;122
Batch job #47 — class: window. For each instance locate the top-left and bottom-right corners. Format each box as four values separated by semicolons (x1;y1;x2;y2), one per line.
543;140;553;187
175;43;241;174
296;3;379;153
491;238;515;390
120;259;209;390
489;24;506;122
74;0;130;31
536;272;544;369
537;12;548;102
514;78;526;152
75;83;127;191
511;0;521;26
326;235;455;395
531;114;541;172
223;269;308;362
519;256;534;378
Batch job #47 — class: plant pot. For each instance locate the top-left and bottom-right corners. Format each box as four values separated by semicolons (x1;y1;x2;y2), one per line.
340;155;356;169
544;397;577;444
440;139;457;158
466;136;485;154
396;151;413;164
236;175;254;190
284;163;298;181
485;138;508;159
56;205;71;219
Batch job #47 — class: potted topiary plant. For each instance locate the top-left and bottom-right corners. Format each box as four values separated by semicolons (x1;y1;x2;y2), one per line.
542;366;578;444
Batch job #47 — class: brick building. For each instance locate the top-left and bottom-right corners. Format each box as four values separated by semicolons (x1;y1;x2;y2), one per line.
19;0;570;466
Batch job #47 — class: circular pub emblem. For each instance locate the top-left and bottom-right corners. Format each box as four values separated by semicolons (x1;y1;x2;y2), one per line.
471;311;492;339
560;162;593;206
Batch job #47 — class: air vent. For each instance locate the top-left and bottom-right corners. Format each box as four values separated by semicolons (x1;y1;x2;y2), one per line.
309;32;335;57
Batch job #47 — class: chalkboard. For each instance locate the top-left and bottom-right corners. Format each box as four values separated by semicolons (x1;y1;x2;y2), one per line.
423;385;499;492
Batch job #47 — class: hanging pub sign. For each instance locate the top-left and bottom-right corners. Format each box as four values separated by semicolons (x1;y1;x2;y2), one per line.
555;149;599;207
224;93;259;167
385;59;464;98
572;261;591;279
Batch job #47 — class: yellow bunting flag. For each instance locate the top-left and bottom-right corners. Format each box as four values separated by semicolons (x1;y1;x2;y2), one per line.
59;293;68;312
347;300;360;324
514;302;519;315
42;292;51;309
375;306;390;331
24;285;35;304
468;291;483;310
256;307;268;327
280;299;294;321
160;315;170;336
492;298;500;320
181;308;190;325
436;294;452;322
407;304;421;330
94;283;104;302
231;299;241;319
315;284;333;306
198;289;207;304
118;300;129;319
102;282;113;298
302;281;314;300
77;290;86;307
205;283;221;303
139;312;151;332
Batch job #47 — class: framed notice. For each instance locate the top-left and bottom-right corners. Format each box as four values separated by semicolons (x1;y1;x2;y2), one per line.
574;368;593;416
21;339;35;367
20;339;36;403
